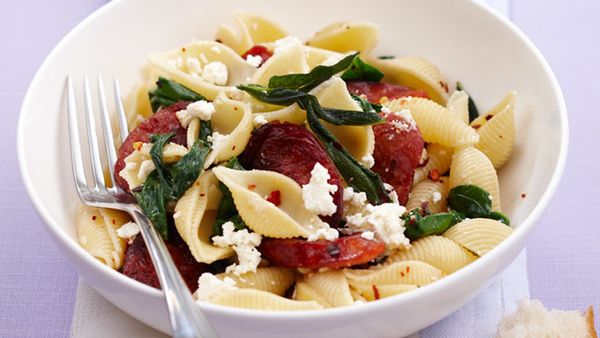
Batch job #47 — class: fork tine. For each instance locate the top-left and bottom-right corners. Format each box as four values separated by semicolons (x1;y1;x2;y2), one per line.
83;76;107;191
113;78;129;143
66;76;89;198
97;76;119;192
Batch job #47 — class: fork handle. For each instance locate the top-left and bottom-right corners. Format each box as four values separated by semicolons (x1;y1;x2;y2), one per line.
130;208;219;338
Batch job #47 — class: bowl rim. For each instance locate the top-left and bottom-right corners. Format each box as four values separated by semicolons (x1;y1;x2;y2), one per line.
17;0;569;321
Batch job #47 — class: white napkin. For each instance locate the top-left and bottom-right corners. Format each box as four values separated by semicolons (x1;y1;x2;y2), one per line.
71;1;513;337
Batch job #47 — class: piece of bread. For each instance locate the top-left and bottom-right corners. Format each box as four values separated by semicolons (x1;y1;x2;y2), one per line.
496;299;597;338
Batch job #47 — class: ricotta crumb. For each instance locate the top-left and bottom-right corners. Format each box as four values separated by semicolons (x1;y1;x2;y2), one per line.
274;36;302;54
211;45;221;54
381;106;391;114
186;57;202;76
116;222;140;242
202;61;228;85
394;109;417;130
307;227;339;242
253;114;268;127
212;222;262;275
207;131;227;150
302;163;339;216
176;100;215;127
361;154;375;169
363;203;410;250
360;231;375;240
388;189;400;205
419;148;428;165
343;187;367;207
194;272;237;302
432;191;442;203
245;54;263;67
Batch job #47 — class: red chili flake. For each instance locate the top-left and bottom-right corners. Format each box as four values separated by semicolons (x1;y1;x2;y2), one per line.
485;114;493;121
111;219;116;225
400;271;405;277
231;145;236;151
248;184;257;190
372;285;381;300
215;39;223;43
406;266;411;273
200;193;206;197
266;190;281;206
181;47;186;52
439;81;449;93
472;124;481;129
521;193;527;199
428;169;440;182
499;135;504;139
91;215;97;221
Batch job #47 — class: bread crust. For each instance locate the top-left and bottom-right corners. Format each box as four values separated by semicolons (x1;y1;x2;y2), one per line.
586;306;598;338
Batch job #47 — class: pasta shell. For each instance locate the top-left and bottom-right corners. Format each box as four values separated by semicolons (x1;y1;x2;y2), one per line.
217;267;297;296
406;177;449;214
345;261;444;287
212;167;327;238
77;207;130;270
300;270;354;307
251;42;309;87
294;281;332;308
186;118;200;149
447;90;469;125
387;236;477;274
449;146;501;211
148;41;256;100
304;46;346;69
354;284;418;301
367;56;449;105
443;218;513;256
413;143;453;187
386;97;479;147
306;22;379;55
210;289;323;310
216;12;287;54
204;92;254;168
471;91;517;169
174;170;234;264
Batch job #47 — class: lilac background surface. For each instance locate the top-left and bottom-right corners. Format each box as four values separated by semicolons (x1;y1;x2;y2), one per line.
1;0;599;337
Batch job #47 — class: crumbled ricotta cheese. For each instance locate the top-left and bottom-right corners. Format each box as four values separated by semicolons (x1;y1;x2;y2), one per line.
307;227;339;242
363;203;410;249
202;61;228;85
194;272;237;302
186;57;202;76
381;106;391;114
361;154;375;169
245;54;263;68
343;187;367;207
274;36;302;54
302;163;339;216
345;213;366;227
393;109;417;130
383;183;394;192
116;222;140;242
419;148;428;165
176;100;215;127
253;114;268;127
432;191;442;203
360;231;375;240
211;45;221;54
207;131;227;150
212;222;262;275
388;190;400;205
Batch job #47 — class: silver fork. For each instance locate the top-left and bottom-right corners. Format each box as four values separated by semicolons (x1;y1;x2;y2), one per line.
66;76;218;338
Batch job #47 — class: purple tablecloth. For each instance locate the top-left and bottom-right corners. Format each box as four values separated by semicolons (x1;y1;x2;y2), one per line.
1;1;599;336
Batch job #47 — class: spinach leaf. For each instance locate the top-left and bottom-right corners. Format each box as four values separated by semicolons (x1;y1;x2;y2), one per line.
352;94;382;113
341;57;384;82
317;107;384;126
404;211;462;240
237;85;310;106
456;81;480;123
132;172;168;239
170;139;210;199
199;120;212;144
447;184;492;218
268;53;358;92
378;55;395;60
149;133;176;193
213;158;248;237
149;77;206;112
488;211;511;226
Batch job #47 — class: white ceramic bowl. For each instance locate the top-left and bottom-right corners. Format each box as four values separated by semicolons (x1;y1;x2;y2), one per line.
17;0;568;336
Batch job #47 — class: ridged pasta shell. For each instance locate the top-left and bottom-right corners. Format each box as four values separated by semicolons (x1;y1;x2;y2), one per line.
312;77;375;161
119;142;188;190
148;41;256;100
210;289;323;310
354;284;418;301
216;12;288;54
205;92;254;168
387;236;477;274
406;178;449;213
294;281;332;308
386;97;479;147
345;261;444;287
304;46;346;69
174;170;233;264
212;167;327;238
77;207;130;270
217;267;297;296
443;218;513;256
447;90;469;125
413;144;453;187
368;56;449;104
471;91;517;169
306;21;379;55
449;146;501;211
300;270;354;308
